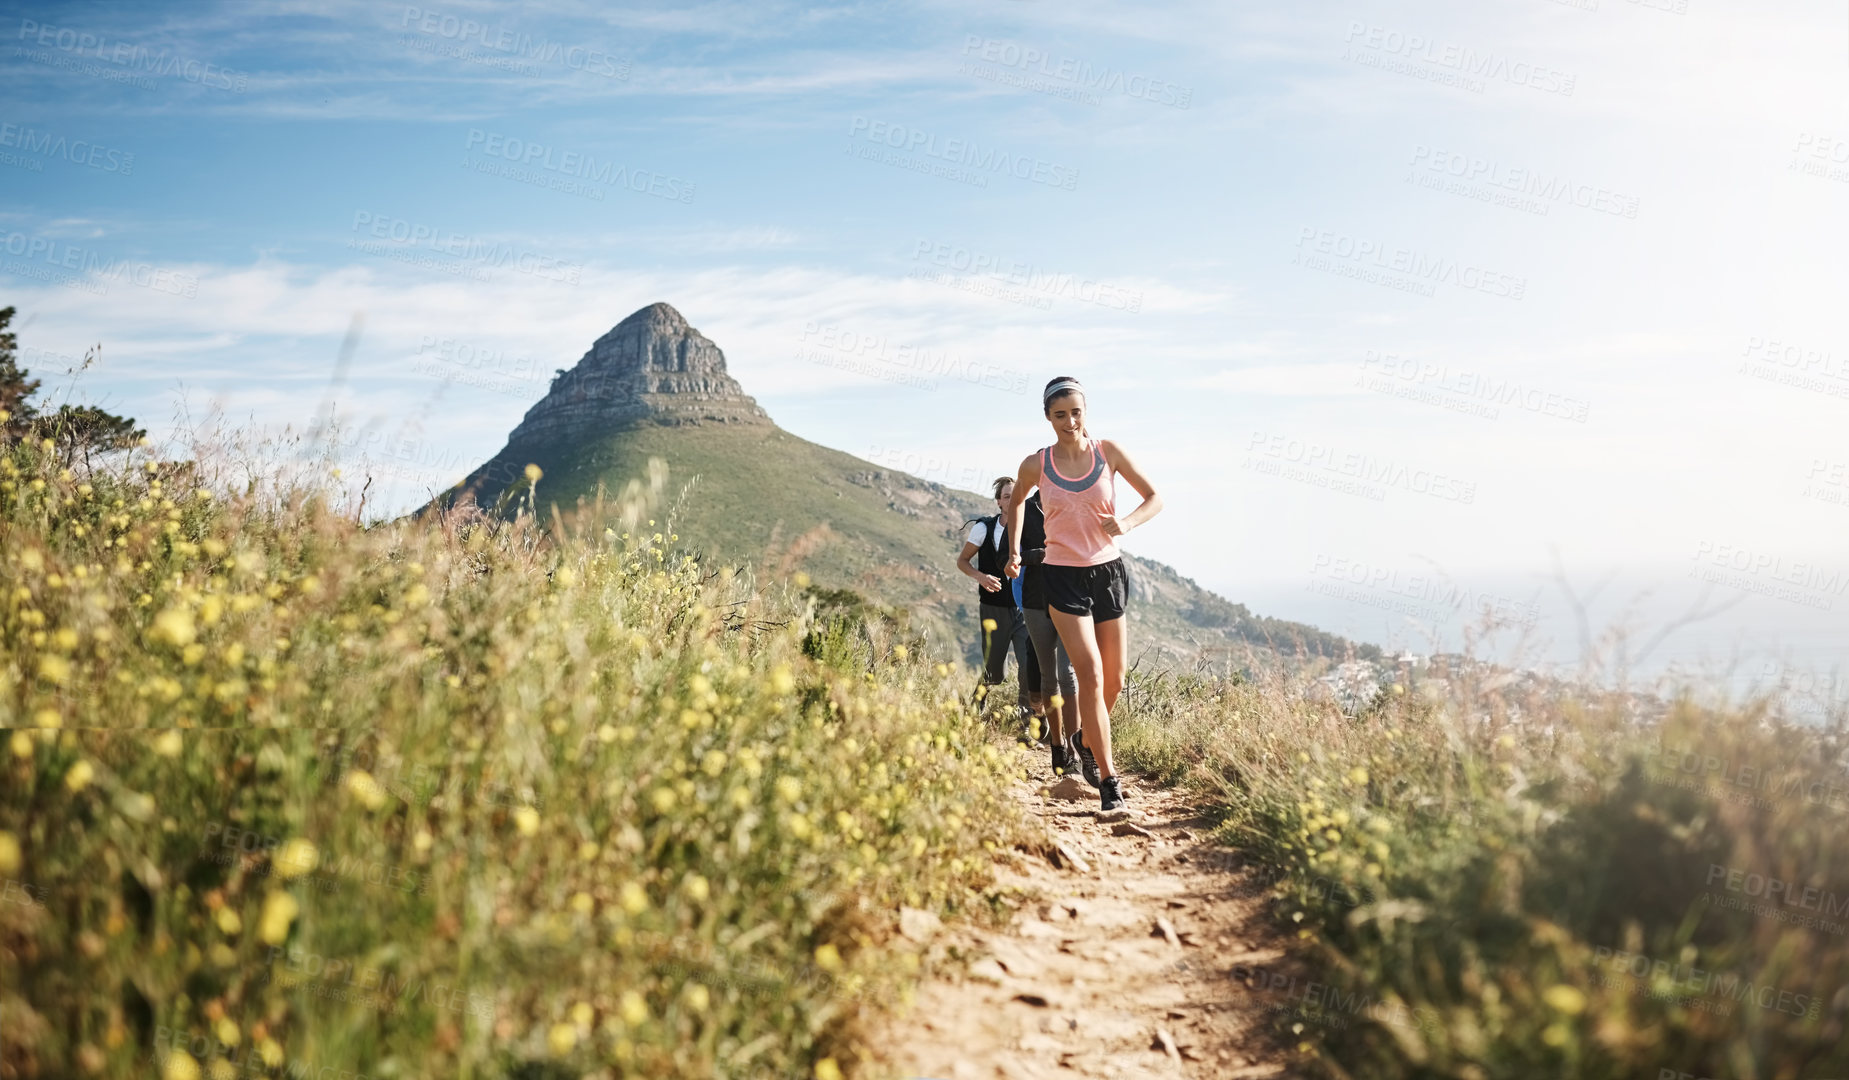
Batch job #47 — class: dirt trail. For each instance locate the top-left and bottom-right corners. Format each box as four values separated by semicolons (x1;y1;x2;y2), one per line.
874;741;1305;1080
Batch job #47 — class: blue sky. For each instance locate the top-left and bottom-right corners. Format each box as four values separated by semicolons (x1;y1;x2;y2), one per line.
3;0;1846;701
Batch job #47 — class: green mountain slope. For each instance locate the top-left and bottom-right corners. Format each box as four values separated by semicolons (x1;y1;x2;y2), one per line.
420;303;1371;671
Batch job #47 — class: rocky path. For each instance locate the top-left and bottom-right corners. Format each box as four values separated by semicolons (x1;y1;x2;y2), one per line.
874;742;1306;1080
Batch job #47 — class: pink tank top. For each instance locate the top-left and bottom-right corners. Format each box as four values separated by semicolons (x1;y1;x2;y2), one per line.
1038;438;1119;567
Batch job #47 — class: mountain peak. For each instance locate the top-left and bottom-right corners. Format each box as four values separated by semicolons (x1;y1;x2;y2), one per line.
505;303;769;448
614;301;689;331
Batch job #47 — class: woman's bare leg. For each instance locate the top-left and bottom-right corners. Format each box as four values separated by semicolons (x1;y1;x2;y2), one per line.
1050;608;1117;779
1096;615;1125;716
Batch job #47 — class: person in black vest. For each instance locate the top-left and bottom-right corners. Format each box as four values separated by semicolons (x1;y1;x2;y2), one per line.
957;476;1036;726
1016;489;1083;778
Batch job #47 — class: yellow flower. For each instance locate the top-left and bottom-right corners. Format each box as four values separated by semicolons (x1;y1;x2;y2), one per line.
577;841;599;861
514;806;540;836
793;571;811;588
153;730;184;757
775;776;803;804
546;1022;577;1056
256;1039;283;1067
982;618;997;631
345;770;389;811
0;831;20;875
65;760;95;792
1542;984;1587;1015
815;1058;843;1080
649;788;677;813
770;665;795;695
162;1050;201;1080
151;605;196;647
814;942;843;973
569;1001;593;1026
9;732;31;759
273;839;319;879
257;891;298;945
682;874;710;903
683;983;710;1012
215;907;243;935
619;989;649;1025
214;1017;240;1047
569;891;594;914
524;463;543;483
619;881;649;915
892;644;908;660
701;749;728;777
1348;767;1370;786
33;707;61;729
37;654;72;687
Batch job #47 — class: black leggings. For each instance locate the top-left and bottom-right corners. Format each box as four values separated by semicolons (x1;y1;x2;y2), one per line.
978;603;1033;711
1023;606;1077;699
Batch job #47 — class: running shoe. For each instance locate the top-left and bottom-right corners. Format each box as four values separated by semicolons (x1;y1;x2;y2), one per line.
1073;733;1101;789
1099;775;1126;814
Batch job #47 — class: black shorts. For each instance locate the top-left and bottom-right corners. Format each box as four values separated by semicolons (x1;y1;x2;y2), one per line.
1042;558;1128;622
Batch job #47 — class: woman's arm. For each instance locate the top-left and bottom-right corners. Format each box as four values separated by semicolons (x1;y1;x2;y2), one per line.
1101;439;1163;535
1002;452;1041;579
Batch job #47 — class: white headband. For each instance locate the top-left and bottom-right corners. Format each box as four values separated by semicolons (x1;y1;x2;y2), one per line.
1042;379;1083;406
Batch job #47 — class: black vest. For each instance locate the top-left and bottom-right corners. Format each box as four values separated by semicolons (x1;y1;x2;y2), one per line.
1019;493;1048;611
973;516;1010;607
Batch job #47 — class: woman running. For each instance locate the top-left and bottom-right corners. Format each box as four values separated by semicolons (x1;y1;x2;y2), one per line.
1003;376;1163;815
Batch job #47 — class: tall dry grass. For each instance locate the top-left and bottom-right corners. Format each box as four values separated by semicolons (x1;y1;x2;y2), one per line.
1113;652;1849;1079
0;429;1029;1080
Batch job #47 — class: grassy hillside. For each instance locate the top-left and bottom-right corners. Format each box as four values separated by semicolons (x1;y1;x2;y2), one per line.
0;434;1028;1079
1112;664;1849;1078
9;418;1845;1080
432;420;1366;673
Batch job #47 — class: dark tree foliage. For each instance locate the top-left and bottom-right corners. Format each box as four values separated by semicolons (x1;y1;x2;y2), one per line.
38;403;146;468
0;304;145;464
0;306;40;438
